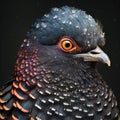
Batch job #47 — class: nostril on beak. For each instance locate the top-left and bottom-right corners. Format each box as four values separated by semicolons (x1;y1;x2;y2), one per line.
90;51;100;54
89;46;102;54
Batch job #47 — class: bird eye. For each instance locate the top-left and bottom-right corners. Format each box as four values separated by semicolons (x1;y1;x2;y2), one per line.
57;36;83;53
62;40;73;50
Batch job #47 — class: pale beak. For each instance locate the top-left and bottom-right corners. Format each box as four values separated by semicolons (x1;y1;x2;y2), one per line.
74;46;111;66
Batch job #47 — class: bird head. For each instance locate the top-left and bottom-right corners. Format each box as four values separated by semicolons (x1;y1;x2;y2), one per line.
16;6;111;85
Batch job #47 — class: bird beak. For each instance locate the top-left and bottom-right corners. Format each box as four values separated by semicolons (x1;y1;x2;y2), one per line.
74;46;111;66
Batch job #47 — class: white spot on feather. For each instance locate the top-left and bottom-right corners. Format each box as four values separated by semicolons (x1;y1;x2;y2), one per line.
76;25;80;29
62;21;66;24
45;89;51;95
36;117;42;120
106;111;111;116
21;44;24;47
58;17;61;20
36;23;40;28
72;10;76;14
100;33;105;38
88;15;93;22
66;108;72;112
58;113;63;116
75;115;82;118
48;98;54;103
44;14;49;18
87;41;91;47
86;103;94;107
41;22;47;28
24;39;27;42
53;8;59;11
97;107;103;112
34;36;37;39
60;27;63;30
73;106;79;110
69;21;72;25
63;102;69;106
26;43;29;47
83;28;87;34
35;103;42;110
41;99;46;103
47;111;52;115
54;98;60;102
53;15;58;19
50;107;55;111
87;113;94;116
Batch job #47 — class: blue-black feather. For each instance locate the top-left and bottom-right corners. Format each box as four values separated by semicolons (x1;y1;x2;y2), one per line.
27;6;105;51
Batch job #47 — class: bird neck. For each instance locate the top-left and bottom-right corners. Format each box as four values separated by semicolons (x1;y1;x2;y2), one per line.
39;62;104;90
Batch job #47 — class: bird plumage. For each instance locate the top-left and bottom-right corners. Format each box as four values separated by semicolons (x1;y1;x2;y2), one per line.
28;6;105;49
0;6;119;120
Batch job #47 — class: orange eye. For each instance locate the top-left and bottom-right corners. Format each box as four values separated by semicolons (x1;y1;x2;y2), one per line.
62;40;73;50
57;36;83;53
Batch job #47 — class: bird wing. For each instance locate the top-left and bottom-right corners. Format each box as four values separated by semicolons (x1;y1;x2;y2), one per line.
0;78;15;119
0;76;37;120
0;75;66;120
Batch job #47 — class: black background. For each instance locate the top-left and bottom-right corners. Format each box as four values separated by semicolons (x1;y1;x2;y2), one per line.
0;0;120;102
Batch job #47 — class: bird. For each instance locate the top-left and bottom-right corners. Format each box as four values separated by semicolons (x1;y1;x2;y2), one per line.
0;6;119;120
